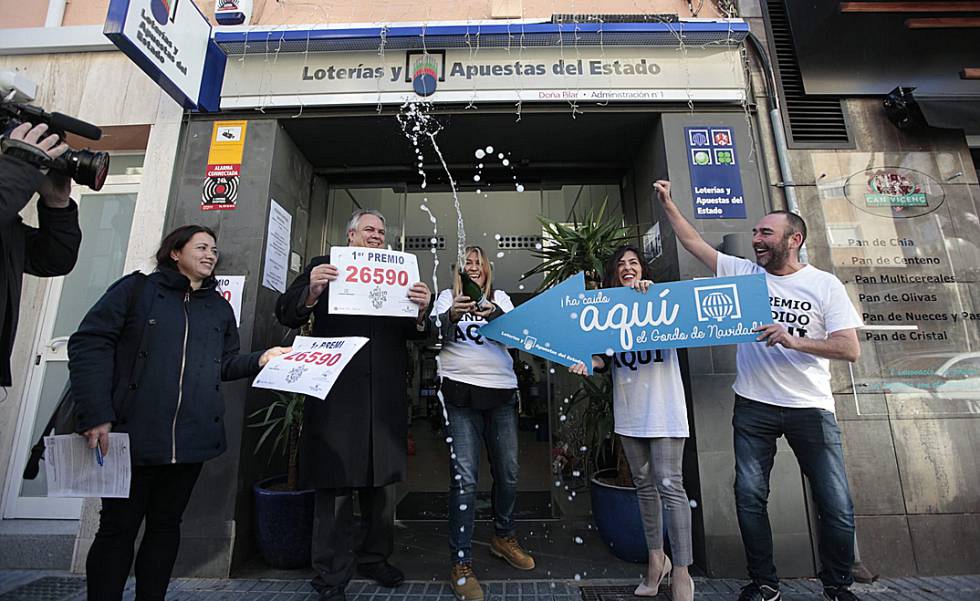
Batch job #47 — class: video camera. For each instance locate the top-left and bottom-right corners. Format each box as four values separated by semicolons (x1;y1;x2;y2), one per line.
1;73;110;191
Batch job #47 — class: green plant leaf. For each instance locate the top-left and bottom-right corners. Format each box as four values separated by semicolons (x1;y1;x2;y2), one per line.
248;392;305;459
522;196;636;292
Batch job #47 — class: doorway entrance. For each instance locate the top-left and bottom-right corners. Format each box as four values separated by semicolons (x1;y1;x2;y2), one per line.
280;107;656;580
221;106;716;579
301;180;640;580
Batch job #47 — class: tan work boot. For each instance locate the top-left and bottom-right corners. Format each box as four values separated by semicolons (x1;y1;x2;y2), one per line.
450;563;484;601
489;535;536;570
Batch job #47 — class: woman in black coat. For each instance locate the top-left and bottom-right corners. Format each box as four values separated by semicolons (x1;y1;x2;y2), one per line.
69;225;287;601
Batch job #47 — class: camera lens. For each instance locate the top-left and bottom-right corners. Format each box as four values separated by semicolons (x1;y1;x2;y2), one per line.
61;149;110;191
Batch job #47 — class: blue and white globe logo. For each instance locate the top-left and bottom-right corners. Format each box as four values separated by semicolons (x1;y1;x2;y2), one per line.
701;292;734;320
695;284;742;322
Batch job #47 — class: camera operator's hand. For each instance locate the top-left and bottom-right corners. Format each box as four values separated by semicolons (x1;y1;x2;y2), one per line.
38;171;71;208
10;123;72;207
10;122;69;160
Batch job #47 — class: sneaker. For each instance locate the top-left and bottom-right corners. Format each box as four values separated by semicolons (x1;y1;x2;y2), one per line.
489;535;535;570
450;563;484;601
737;582;781;601
356;561;405;588
824;586;859;601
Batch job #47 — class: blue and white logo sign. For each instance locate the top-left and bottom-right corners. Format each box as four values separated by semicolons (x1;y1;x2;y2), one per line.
689;129;710;147
480;272;772;374
694;284;741;322
104;0;226;111
686;125;746;220
150;0;173;25
407;50;446;97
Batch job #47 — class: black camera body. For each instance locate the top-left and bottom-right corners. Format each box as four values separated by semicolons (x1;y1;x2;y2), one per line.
0;99;110;191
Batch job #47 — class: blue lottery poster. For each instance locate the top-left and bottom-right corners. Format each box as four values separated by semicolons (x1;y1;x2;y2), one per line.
685;126;747;219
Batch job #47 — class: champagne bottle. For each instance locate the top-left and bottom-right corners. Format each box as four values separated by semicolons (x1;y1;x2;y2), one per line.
459;269;491;310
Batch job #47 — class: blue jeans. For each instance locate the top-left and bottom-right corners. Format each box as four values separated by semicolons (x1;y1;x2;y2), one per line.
445;398;519;564
733;396;855;590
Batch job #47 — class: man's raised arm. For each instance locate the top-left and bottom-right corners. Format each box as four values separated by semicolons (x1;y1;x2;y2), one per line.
654;180;719;273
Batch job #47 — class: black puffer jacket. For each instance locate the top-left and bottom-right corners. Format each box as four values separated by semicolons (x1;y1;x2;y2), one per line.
68;267;263;465
0;155;81;386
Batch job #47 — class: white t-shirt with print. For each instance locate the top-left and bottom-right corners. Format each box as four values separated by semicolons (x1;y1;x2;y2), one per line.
716;253;863;412
610;349;689;438
434;289;518;389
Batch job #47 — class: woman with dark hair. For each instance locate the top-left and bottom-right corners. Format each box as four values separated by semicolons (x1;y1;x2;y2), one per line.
432;246;534;601
571;245;694;601
69;224;288;601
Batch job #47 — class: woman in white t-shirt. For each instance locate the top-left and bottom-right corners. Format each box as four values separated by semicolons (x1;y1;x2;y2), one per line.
432;246;534;601
571;245;694;601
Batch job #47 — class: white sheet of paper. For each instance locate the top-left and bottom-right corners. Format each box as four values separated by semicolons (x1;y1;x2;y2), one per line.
43;433;131;498
252;336;369;400
215;275;246;326
327;247;421;317
262;199;292;293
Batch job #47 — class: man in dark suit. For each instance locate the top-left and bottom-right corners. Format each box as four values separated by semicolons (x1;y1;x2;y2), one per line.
276;209;431;601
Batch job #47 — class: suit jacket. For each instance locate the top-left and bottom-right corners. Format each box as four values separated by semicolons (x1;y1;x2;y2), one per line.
275;255;430;489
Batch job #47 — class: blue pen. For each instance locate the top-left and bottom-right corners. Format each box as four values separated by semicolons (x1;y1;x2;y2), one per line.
95;445;104;467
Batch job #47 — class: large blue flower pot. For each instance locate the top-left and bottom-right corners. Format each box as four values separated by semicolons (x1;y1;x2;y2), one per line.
253;475;316;569
590;468;649;563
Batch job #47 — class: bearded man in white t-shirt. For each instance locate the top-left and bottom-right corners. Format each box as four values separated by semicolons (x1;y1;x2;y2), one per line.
655;180;863;601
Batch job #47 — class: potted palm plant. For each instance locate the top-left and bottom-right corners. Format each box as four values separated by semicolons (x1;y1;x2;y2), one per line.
522;199;632;291
249;389;315;568
525;200;648;563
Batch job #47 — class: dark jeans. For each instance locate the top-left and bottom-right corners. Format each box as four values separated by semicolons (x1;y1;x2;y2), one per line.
86;462;203;601
446;398;519;564
733;396;855;590
311;485;395;593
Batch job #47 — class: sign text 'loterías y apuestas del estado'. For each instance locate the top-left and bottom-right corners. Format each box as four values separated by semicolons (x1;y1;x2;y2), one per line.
480;272;772;374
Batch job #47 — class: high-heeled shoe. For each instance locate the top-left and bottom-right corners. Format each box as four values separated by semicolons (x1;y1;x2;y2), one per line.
670;572;695;601
634;555;671;597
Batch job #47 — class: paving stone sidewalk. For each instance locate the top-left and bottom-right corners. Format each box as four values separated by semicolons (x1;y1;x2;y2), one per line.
2;571;979;601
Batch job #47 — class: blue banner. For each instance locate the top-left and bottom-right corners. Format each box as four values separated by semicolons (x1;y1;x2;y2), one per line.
481;273;773;374
686;126;746;219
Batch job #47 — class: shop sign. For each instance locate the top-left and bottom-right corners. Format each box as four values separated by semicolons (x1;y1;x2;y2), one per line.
104;0;225;111
865;169;928;207
214;0;252;26
220;46;745;108
685;126;746;219
843;167;944;218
